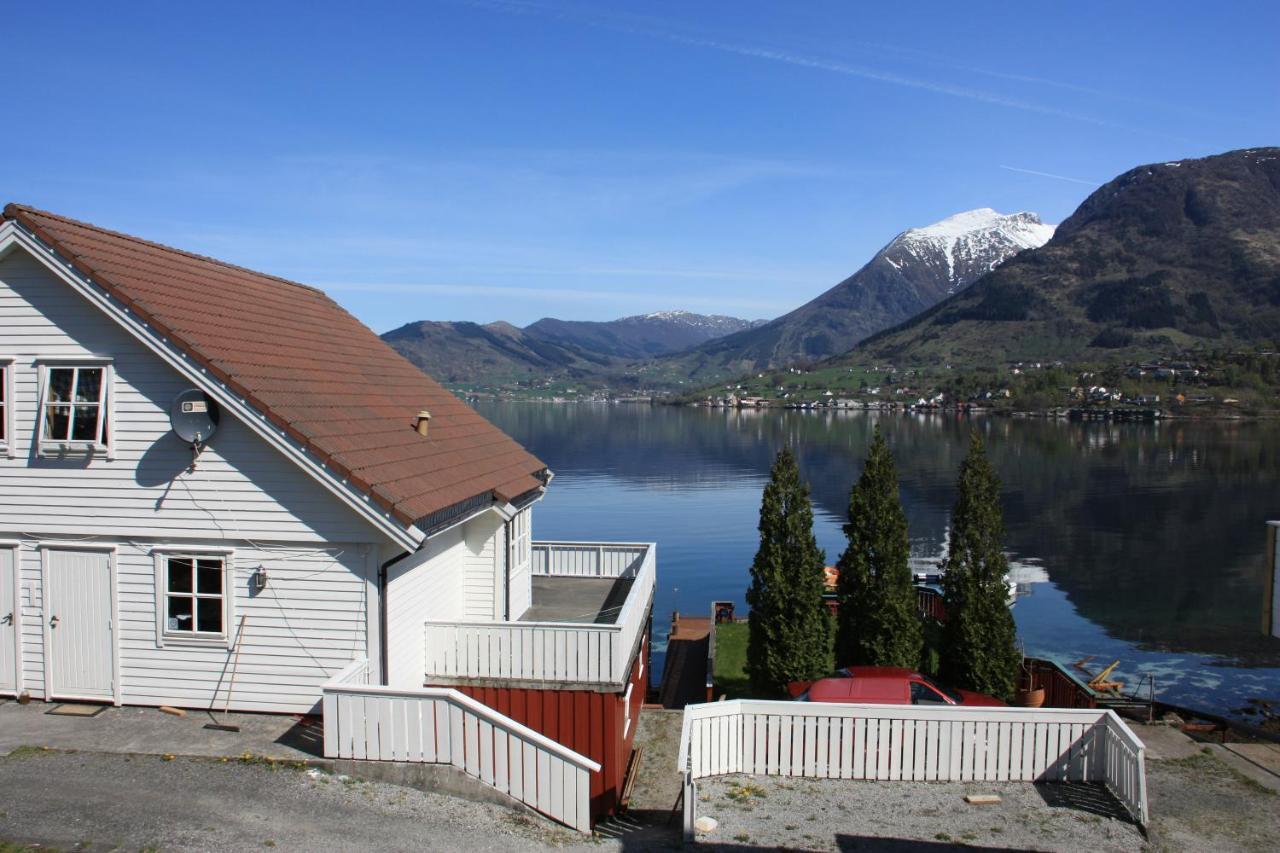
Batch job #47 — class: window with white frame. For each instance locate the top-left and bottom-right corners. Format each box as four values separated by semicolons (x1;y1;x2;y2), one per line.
40;364;110;451
511;508;531;569
158;553;229;642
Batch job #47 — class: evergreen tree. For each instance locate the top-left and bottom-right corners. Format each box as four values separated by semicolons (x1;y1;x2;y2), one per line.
940;431;1021;700
835;425;922;668
746;448;833;696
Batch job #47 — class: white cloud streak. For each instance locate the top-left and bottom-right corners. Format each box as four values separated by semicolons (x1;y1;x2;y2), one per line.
999;165;1100;186
468;0;1113;127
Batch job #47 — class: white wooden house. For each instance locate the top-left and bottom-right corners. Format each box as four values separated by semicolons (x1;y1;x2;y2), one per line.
0;205;653;825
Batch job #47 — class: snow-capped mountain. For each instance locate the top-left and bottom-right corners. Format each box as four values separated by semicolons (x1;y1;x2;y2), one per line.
884;209;1055;295
667;208;1055;378
858;148;1280;367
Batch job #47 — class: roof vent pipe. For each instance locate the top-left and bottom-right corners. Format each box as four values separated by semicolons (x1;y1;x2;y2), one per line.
415;410;432;437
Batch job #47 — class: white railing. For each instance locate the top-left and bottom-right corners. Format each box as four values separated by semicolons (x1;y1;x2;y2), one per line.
677;700;1147;836
531;541;650;578
1102;712;1149;825
322;659;600;833
425;542;655;686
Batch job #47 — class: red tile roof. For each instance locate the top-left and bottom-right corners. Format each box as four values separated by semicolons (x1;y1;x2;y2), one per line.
2;203;547;529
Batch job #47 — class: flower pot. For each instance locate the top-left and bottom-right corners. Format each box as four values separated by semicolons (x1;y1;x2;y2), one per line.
1015;687;1046;708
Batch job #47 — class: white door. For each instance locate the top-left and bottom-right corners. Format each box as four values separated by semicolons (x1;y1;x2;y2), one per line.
0;548;16;694
46;549;114;701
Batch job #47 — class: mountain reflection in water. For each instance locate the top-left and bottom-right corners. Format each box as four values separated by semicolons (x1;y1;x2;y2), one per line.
476;401;1280;718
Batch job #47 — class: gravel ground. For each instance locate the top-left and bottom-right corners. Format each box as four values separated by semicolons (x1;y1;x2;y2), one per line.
692;744;1280;852
4;724;1273;852
628;709;684;811
0;748;632;852
693;775;1142;851
1144;748;1280;852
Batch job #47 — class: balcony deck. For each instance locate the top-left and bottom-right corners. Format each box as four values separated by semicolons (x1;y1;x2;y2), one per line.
424;541;656;689
521;575;635;625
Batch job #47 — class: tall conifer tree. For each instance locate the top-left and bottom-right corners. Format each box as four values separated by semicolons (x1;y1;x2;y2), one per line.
940;432;1021;699
835;425;922;668
746;448;832;696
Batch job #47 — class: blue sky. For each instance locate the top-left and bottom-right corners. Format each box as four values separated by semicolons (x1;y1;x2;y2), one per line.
5;1;1277;331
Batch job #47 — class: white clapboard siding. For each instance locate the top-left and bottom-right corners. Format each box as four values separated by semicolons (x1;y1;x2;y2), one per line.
0;250;382;544
385;525;466;688
118;541;369;713
462;514;501;620
9;538;371;712
425;542;655;686
677;700;1148;831
322;660;600;833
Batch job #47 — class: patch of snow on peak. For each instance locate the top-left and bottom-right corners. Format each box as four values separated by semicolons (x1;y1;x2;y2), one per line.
904;208;1006;241
884;208;1056;293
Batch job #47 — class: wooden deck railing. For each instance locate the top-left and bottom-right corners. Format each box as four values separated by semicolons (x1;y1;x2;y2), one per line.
677;699;1148;837
322;659;600;833
530;541;650;578
424;542;655;686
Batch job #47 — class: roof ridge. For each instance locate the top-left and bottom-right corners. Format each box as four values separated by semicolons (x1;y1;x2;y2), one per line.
0;201;546;529
3;203;329;297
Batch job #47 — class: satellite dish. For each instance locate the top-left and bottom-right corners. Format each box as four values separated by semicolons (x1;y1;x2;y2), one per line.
170;389;221;445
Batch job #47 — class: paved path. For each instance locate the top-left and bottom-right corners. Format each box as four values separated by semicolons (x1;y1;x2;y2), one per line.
0;702;687;851
0;748;606;852
0;700;320;761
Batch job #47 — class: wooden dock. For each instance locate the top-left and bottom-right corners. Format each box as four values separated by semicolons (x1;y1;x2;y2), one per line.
657;613;711;709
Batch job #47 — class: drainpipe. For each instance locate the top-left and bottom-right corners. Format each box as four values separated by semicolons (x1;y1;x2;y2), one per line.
502;519;512;621
378;550;412;686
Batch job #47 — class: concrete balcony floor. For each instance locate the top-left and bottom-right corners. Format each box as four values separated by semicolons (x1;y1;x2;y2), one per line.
519;575;636;625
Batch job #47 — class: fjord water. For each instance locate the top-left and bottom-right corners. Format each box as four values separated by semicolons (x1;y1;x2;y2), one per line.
477;402;1280;718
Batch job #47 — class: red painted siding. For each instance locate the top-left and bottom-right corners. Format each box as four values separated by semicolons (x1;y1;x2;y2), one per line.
445;632;650;820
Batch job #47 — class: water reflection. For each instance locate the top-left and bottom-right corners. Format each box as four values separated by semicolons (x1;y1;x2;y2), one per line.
478;402;1280;715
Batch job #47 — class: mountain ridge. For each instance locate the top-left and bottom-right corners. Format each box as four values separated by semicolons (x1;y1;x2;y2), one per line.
382;310;763;386
653;208;1055;381
846;147;1280;367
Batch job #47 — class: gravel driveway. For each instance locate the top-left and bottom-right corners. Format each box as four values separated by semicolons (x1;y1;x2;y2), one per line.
0;748;667;852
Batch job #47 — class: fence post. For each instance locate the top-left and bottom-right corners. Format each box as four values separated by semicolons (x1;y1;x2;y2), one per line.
323;686;338;759
682;770;697;842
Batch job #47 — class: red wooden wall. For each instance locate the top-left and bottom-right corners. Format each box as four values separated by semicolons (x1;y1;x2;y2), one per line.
446;633;649;819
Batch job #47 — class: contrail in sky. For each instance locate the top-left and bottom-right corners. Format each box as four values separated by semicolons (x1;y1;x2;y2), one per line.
999;165;1100;186
467;0;1114;127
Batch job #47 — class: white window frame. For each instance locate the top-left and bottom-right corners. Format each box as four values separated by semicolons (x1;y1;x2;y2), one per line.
0;359;12;458
511;509;531;571
152;547;235;649
36;358;114;458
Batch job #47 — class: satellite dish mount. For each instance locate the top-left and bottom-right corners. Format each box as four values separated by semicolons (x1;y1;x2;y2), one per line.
170;389;221;470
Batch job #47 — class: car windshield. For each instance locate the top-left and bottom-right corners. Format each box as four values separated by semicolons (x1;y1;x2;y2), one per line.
923;675;964;703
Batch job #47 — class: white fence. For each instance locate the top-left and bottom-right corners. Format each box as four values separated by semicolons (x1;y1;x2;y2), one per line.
531;541;649;578
424;542;655;686
678;700;1147;835
322;659;600;833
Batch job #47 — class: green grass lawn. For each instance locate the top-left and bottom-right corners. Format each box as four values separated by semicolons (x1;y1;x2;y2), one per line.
714;619;848;699
713;621;751;699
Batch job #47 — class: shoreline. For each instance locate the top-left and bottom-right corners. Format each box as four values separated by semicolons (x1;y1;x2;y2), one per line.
461;393;1280;420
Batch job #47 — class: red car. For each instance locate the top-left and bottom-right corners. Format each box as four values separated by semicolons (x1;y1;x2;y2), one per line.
790;666;1005;707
